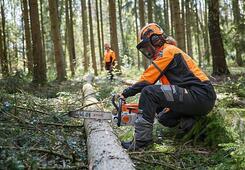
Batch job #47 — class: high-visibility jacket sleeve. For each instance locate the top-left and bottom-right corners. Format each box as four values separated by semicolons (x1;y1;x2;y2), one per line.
122;48;174;98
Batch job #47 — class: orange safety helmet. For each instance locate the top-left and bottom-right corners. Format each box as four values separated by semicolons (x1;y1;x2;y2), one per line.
137;23;167;59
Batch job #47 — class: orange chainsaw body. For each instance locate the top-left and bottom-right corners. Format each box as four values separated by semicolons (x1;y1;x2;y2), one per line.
120;103;139;125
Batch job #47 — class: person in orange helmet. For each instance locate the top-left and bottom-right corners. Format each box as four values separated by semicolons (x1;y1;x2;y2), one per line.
104;43;116;80
119;23;216;150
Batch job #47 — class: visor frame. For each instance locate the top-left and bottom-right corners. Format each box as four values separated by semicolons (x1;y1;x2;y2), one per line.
136;38;156;60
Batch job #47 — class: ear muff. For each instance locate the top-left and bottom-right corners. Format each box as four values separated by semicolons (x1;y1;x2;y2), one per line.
150;34;165;47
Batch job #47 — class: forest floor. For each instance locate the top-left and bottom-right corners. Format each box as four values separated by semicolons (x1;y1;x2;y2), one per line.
0;66;244;169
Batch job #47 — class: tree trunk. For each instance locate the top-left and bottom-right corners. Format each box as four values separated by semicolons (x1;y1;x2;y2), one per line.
208;0;229;75
194;1;201;66
118;0;127;57
170;0;174;35
170;0;185;51
109;0;121;70
204;0;210;65
147;0;153;23
81;0;89;72
139;0;147;69
29;0;47;84
39;0;47;76
48;0;67;81
22;0;33;74
88;0;98;75
66;0;75;76
154;0;164;28
0;21;3;76
134;0;140;69
185;0;193;57
99;0;104;63
95;0;103;71
181;0;186;52
163;0;170;34
232;0;243;66
0;1;9;77
68;0;76;75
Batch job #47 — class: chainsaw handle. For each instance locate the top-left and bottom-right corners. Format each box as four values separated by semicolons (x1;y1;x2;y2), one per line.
111;95;125;127
111;95;119;111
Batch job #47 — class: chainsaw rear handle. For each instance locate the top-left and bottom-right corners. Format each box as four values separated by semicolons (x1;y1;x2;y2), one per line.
111;95;125;127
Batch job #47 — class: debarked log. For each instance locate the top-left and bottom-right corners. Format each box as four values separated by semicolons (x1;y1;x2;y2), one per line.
83;80;135;170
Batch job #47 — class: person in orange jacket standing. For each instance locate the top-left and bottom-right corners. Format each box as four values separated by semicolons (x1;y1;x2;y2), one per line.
119;23;216;150
104;43;116;80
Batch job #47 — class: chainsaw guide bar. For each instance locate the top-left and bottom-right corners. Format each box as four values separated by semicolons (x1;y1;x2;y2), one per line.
69;110;112;120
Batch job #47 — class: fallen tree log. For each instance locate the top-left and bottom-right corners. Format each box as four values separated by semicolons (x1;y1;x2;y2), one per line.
83;76;135;170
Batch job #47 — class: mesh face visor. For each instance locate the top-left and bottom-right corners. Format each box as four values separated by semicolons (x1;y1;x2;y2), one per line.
136;39;156;60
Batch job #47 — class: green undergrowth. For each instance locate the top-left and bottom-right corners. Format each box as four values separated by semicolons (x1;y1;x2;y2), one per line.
96;70;245;170
0;73;88;169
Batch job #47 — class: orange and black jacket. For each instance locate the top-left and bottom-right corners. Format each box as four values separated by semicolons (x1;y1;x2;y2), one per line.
104;49;116;63
122;43;213;98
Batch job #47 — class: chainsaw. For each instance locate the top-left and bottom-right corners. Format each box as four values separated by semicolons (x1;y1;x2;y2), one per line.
68;95;140;127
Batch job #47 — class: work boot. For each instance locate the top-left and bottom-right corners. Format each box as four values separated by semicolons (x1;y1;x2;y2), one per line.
121;116;153;151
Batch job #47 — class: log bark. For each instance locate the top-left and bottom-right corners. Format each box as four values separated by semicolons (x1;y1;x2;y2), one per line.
83;75;135;170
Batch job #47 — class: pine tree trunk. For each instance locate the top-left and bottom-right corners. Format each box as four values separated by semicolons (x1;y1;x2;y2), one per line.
181;0;186;52
0;1;9;77
148;0;153;23
170;0;185;51
95;0;103;71
68;0;76;75
154;0;164;27
66;0;75;76
135;0;140;69
109;0;121;70
22;0;33;74
88;0;98;75
39;0;47;75
118;0;127;56
0;22;3;76
194;1;201;66
204;0;210;65
163;0;170;34
29;0;47;84
139;0;147;69
48;0;67;81
232;0;243;66
81;0;89;72
208;0;229;75
185;0;193;57
99;0;104;61
170;0;174;35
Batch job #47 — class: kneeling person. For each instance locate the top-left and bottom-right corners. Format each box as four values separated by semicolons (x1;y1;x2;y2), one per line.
119;23;216;150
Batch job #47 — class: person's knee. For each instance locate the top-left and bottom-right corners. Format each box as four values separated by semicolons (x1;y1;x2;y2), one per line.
141;85;157;96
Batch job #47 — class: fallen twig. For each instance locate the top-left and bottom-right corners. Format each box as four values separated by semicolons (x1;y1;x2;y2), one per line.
131;156;177;170
37;122;83;128
15;105;49;115
129;150;174;155
0;146;73;160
